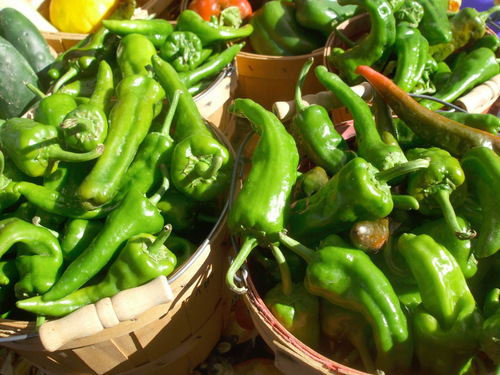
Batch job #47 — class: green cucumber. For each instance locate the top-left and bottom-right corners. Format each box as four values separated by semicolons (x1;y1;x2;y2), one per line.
0;7;55;89
0;36;41;120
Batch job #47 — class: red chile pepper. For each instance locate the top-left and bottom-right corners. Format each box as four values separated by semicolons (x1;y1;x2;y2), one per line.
355;64;500;157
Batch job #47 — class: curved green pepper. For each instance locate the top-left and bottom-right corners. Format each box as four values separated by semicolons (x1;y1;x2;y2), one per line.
328;0;396;85
295;0;357;38
176;9;253;46
159;31;212;73
414;0;451;45
102;18;174;48
279;232;413;373
290;59;355;176
411;216;477;278
397;233;483;375
429;5;500;62
157;187;200;234
0;151;26;213
0;118;103;178
392;21;430;93
439;111;500;135
248;0;324;56
42;174;168;302
264;243;320;350
288;156;429;245
406;146;475;240
77;74;165;210
419;47;500;111
60;218;105;264
17;225;176;317
226;98;299;294
460;147;500;258
116;33;158;78
315;65;407;173
0;217;63;299
60;59;113;152
151;55;233;202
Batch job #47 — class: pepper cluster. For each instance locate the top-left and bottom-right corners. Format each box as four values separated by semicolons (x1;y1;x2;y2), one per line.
226;53;500;373
0;2;243;320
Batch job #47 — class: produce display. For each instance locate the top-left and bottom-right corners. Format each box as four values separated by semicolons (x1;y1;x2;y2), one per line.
1;0;500;375
0;1;246;322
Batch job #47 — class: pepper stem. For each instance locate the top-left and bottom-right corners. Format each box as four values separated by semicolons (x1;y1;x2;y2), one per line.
148;224;173;258
295;57;314;113
391;194;420;211
270;243;293;297
434;188;477;240
278;231;314;264
226;235;258;294
26;83;46;99
149;164;170;206
60;117;94;134
375;158;430;183
52;66;78;93
161;89;181;135
48;143;104;162
195;155;223;180
481;5;500;22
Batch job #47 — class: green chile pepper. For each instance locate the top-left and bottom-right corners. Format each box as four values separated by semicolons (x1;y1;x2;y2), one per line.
0;217;63;299
176;9;253;47
290;59;355;176
226;98;299;294
0;151;26;213
177;42;243;89
392;21;430;93
460;147;500;258
394;0;424;27
264;243;320;349
60;218;105;263
0;259;19;316
159;31;212;73
17;225;176;317
112;89;180;204
294;0;357;38
419;47;500;111
397;233;483;375
116;33;158;77
406;147;475;240
77;74;165;210
60;59;113;152
315;65;407;173
165;232;197;266
279;232;413;374
438;111;500;135
288;156;429;246
0;118;103;178
152;55;233;202
102;18;174;48
429;5;500;62
412;216;477;279
248;0;324;56
328;0;396;85
156;188;200;234
414;0;451;45
41;174;168;302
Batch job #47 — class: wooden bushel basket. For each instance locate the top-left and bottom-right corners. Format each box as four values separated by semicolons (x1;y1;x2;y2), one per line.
0;124;235;375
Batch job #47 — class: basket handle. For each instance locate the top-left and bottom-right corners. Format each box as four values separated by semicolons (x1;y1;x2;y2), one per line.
454;73;500;114
38;276;174;352
272;82;373;122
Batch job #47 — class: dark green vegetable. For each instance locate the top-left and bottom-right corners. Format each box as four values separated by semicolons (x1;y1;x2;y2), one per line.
225;98;299;294
102;18;174;48
279;231;413;373
159;31;212;73
76;74;165;210
413;0;451;45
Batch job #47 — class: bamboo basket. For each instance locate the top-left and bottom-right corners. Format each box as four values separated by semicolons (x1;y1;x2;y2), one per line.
0;124;235;375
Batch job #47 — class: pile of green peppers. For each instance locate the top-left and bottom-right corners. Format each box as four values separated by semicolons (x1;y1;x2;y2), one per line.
226;50;500;373
0;2;247;320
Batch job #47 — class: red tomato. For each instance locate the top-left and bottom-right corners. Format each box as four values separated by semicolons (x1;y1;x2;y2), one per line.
188;0;253;22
